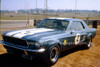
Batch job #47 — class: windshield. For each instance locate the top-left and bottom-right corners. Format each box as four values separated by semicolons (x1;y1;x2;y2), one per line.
36;19;69;31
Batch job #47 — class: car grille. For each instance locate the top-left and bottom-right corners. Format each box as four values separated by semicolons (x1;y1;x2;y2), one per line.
3;36;28;46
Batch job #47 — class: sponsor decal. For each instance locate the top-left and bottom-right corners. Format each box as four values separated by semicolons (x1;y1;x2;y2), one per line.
64;40;67;45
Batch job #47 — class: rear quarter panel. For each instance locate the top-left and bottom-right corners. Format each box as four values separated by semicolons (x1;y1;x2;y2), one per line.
85;28;96;39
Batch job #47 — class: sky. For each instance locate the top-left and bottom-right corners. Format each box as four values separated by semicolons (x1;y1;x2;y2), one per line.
1;0;100;10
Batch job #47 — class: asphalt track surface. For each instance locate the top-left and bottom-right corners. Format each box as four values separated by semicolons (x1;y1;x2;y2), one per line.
0;20;34;34
1;20;27;28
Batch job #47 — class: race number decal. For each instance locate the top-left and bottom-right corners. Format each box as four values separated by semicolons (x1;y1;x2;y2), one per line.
75;33;81;45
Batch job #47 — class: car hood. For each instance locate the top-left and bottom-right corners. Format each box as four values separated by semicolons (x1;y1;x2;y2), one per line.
3;28;65;42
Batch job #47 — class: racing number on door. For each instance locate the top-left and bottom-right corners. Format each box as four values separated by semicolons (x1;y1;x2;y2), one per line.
75;33;81;45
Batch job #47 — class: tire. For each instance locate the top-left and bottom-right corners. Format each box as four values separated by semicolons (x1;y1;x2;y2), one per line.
43;45;60;66
84;36;92;49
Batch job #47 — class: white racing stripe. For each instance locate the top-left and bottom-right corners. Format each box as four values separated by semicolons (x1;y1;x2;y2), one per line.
6;28;54;38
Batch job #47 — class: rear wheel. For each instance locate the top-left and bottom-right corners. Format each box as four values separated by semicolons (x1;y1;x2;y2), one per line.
84;37;92;49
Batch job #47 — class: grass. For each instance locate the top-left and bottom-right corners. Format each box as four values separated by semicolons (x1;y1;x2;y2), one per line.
1;16;100;20
1;13;100;20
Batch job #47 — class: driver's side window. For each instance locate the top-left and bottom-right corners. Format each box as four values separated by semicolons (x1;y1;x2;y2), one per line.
70;21;84;31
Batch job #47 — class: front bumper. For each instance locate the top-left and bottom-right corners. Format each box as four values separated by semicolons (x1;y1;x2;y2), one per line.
0;41;45;53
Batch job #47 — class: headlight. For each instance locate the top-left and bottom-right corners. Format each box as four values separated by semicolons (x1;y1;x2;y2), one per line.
27;41;41;48
34;42;41;47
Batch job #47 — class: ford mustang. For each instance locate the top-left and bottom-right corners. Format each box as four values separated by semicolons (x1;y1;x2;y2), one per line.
0;18;96;65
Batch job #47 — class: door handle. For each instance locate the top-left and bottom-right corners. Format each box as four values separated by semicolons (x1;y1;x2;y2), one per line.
70;30;74;34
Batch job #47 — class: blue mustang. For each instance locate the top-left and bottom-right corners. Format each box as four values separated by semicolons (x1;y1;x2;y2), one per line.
0;18;96;65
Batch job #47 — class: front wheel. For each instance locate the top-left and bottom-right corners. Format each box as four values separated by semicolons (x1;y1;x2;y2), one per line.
50;47;59;63
43;46;60;66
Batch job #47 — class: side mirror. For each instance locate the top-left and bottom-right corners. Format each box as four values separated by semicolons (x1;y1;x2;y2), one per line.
70;30;74;34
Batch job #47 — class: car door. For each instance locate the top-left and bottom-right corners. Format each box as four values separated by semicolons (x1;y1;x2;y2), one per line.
63;21;86;50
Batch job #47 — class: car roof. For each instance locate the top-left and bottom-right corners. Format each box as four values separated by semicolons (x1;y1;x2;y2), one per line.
48;17;82;22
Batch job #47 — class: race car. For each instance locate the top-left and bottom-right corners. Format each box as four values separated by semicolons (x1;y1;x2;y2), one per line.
0;18;96;65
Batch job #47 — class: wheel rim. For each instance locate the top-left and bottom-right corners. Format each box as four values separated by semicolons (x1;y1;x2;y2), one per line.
88;37;92;47
50;47;59;63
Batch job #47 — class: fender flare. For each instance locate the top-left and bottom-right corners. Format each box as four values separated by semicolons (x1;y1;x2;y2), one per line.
86;33;92;42
87;33;92;39
47;40;62;50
